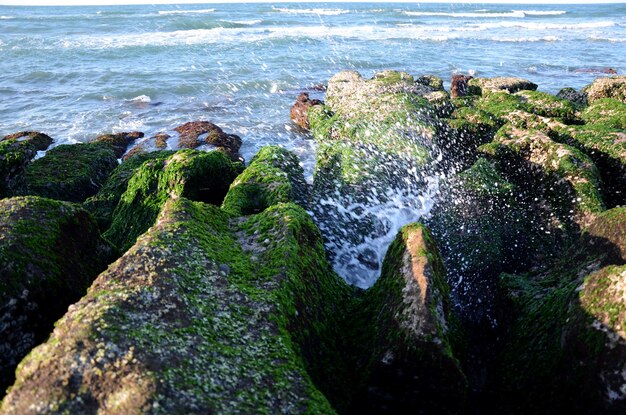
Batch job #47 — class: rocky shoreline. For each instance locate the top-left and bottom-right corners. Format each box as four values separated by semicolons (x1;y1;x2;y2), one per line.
0;71;625;414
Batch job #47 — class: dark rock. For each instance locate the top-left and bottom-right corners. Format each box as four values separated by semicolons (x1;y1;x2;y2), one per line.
290;92;323;129
151;132;170;149
353;223;467;414
174;121;243;160
96;131;144;158
451;74;474;98
15;142;118;203
0;141;36;198
2;131;52;152
574;67;618;75
416;75;445;91
121;143;147;161
557;87;589;108
0;196;113;396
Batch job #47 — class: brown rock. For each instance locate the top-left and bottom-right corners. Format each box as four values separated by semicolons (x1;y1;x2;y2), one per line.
290;92;323;130
2;131;53;151
152;132;170;149
451;74;473;98
574;67;618;74
96;131;144;158
174;121;243;160
121;144;147;161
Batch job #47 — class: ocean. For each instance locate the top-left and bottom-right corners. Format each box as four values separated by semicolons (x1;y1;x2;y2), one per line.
1;2;625;286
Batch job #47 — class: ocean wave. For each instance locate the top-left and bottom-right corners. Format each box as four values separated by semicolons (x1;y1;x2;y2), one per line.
0;16;14;20
222;19;263;25
474;21;615;30
517;10;567;16
492;36;560;43
129;95;151;103
272;7;349;16
158;9;215;16
404;10;526;18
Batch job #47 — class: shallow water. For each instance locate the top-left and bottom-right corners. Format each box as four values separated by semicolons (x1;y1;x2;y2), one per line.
1;2;624;285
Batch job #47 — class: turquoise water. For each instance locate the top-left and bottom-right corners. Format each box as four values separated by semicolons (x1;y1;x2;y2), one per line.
1;2;625;286
0;2;624;166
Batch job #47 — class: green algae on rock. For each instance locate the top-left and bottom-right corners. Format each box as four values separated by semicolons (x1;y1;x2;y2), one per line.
467;77;538;95
15;142;118;203
0;196;113;397
582;76;626;103
103;149;243;253
96;131;144;158
0;141;37;199
353;223;467;414
2;132;52;152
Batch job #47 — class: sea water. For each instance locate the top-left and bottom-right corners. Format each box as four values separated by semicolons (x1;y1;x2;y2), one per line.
1;2;624;286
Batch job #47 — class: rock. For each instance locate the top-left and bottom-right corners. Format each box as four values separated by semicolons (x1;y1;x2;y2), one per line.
83;150;176;231
515;90;578;123
580;98;626;130
0;196;113;396
0;148;352;414
290;92;323;129
151;132;170;149
174;121;243;161
2;131;52;152
574;67;618;75
15;142;118;203
352;223;467;414
583;76;626;103
121;144;146;161
416;75;445;91
557;87;588;108
492;206;626;414
222;146;309;215
103;149;244;253
468;77;538;95
450;74;473;98
96;131;144;158
0;141;36;198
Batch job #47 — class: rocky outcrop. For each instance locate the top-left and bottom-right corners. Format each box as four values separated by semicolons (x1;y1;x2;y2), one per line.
174;121;243;160
102;149;243;252
96;131;144;158
290;92;323;129
2;131;52;152
353;223;467;414
0;196;113;395
450;74;473;98
13;143;118;203
468;76;538;95
582;76;626;103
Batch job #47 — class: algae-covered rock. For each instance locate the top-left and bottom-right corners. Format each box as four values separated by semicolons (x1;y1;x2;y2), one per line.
174;121;243;160
480;127;605;224
96;131;144;158
515;90;578;123
2;132;52;152
0;141;36;198
353;223;467;414
222;146;308;216
15;143;118;203
0;196;113;396
580;98;626;130
583;76;626;103
83;150;176;230
468;77;538;95
103;149;243;252
492;206;626;414
0;146;353;414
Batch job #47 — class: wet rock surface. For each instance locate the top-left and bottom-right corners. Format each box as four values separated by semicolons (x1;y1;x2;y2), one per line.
290;92;323;129
0;72;625;414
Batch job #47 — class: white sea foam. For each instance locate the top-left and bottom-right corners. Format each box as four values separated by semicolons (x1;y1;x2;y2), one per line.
492;36;560;43
130;95;151;103
272;7;349;16
405;10;526;18
223;19;263;25
474;20;615;30
0;16;14;19
158;9;215;15
517;10;567;16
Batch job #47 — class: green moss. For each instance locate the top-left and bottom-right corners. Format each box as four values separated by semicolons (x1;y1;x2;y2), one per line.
475;91;529;120
103;149;243;253
83;150;176;230
457;158;515;197
222;146;308;216
0;140;36;197
580;98;626;130
515;90;578;123
17;142;118;203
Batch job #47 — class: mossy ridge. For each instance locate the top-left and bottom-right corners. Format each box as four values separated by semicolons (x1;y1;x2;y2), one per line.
83;150;176;231
582;76;626;103
0;140;36;198
515;90;579;123
103;149;243;253
222;146;309;216
580;98;626;130
0;195;113;398
16;142;118;203
350;223;467;414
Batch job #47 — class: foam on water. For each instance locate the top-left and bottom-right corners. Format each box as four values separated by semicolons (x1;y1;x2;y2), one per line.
272;7;350;16
157;9;215;16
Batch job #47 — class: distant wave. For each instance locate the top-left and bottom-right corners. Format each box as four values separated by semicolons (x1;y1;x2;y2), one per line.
158;9;215;15
129;95;151;103
404;10;566;18
0;16;14;20
492;36;560;43
222;19;263;25
474;21;615;30
272;7;349;16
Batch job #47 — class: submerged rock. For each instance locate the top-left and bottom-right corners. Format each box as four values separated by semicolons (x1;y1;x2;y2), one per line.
290;92;323;129
14;142;118;203
0;196;113;396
